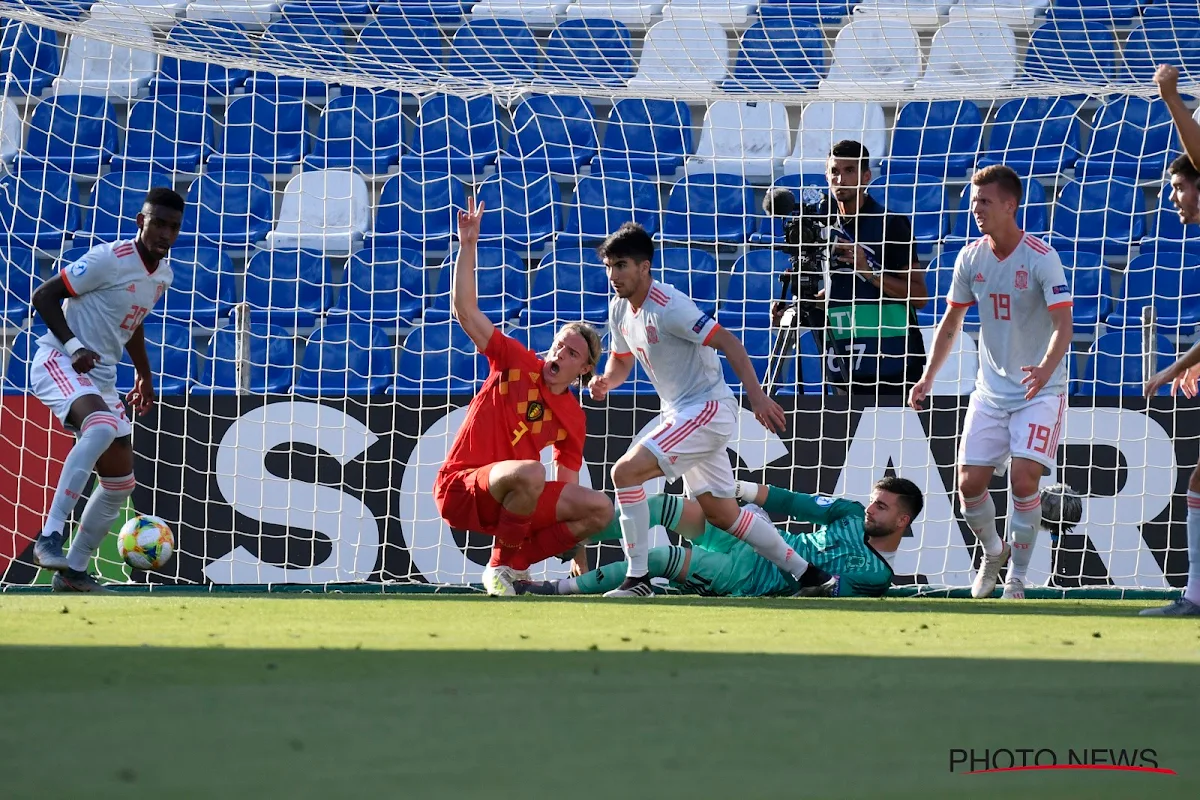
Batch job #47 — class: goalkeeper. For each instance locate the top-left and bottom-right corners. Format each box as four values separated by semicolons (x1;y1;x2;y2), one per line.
519;477;922;598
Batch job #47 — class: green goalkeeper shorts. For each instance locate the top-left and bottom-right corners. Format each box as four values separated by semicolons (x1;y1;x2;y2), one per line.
677;528;787;597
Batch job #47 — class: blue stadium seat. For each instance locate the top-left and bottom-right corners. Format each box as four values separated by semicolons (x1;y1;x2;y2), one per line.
207;95;309;174
542;19;635;88
194;324;296;395
110;95;213;173
74;168;175;247
604;356;656;397
293;322;393;396
720;326;775;391
1;21;59;96
115;321;195;396
19;94;117;174
750;174;827;244
949;177;1049;243
1;326;45;394
243;249;334;327
1121;20;1200;85
521;247;610;327
356;15;443;81
7;0;88;21
1143;182;1200;257
721;326;824;395
1142;0;1200;19
153;20;251;98
376;0;471;24
1078;330;1175;396
771;329;824;396
244;18;349;98
1075;96;1179;181
657;247;719;315
391;322;488;395
719;269;778;329
331;247;429;325
281;1;374;24
496;95;598;175
1045;0;1141;24
1060;251;1110;332
1105;251;1200;334
178;171;275;248
424;247;527;324
155;246;238;327
659;173;755;245
449;18;540;84
593;99;692;178
915;249;981;332
1;248;38;326
560;172;661;246
867;173;948;250
304;92;402;173
978;97;1081;175
881;101;983;178
0;166;78;249
508;322;563;359
476;170;561;253
722;18;826;93
1025;21;1118;85
1049;178;1146;258
757;0;854;24
400;94;500;176
736;249;791;275
371;172;465;256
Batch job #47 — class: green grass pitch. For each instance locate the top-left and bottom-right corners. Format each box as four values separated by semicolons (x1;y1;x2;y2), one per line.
1;595;1197;799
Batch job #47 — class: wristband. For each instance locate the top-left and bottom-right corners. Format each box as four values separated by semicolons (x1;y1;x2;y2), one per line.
64;337;85;356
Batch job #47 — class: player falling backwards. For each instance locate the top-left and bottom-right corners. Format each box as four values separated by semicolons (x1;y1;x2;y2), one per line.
590;222;833;597
434;198;614;596
29;187;185;592
518;477;922;599
910;165;1074;600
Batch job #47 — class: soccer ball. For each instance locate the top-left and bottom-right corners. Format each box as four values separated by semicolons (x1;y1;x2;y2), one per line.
117;515;175;571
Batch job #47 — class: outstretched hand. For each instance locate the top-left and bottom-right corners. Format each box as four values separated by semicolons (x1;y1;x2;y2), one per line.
457;196;485;246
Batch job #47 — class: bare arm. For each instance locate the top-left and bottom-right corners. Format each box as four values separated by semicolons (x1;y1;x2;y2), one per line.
1146;340;1200;397
1020;304;1073;401
706;326;786;433
1156;65;1200;173
922;303;967;381
31;275;101;374
450;198;494;352
124;322;157;415
589;351;635;400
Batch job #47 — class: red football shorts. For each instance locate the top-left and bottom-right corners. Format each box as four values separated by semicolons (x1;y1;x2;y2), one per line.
434;464;567;536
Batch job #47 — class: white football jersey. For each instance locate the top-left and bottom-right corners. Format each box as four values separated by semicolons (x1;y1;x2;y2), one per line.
948;234;1073;408
609;280;733;414
38;239;173;388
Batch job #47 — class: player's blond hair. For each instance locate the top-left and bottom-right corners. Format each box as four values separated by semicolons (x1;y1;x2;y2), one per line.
557;321;602;387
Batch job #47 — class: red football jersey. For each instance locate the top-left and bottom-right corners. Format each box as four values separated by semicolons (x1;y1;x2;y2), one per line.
441;330;586;474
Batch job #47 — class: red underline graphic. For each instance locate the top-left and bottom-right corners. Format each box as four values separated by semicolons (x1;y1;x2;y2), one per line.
966;765;1177;776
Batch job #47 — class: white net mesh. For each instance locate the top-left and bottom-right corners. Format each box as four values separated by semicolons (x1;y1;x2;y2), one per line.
0;0;1197;591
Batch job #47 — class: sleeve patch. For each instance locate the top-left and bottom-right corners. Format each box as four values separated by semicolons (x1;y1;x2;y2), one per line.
68;258;89;278
814;496;834;507
1052;284;1070;295
692;313;713;334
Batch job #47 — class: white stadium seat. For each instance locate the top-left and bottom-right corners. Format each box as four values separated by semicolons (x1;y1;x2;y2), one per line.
686;100;790;182
947;0;1049;31
627;19;731;93
0;98;20;166
915;19;1018;91
852;0;954;30
819;17;923;96
186;0;281;27
922;327;979;396
93;0;191;27
563;0;665;25
52;6;157;99
782;101;889;174
267;170;371;254
661;0;759;28
471;0;573;24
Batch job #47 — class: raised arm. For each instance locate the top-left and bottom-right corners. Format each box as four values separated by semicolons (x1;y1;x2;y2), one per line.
706;326;787;433
31;274;101;374
1156;65;1200;174
450;197;494;352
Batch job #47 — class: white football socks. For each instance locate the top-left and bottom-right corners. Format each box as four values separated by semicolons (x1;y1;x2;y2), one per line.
615;486;650;578
728;507;810;580
67;473;135;572
41;412;119;539
962;492;1003;557
1008;493;1042;582
1186;492;1200;605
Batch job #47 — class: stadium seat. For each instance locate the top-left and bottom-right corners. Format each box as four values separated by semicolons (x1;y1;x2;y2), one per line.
1141;0;1200;20
424;247;527;323
867;173;949;250
948;177;1049;243
470;0;573;25
303;92;402;173
977;96;1081;175
266;170;371;254
721;326;823;395
1121;20;1200;85
1;326;44;394
818;17;922;96
448;18;540;84
508;322;565;359
496;95;599;175
757;0;853;24
1044;0;1137;24
110;95;213;174
1024;20;1117;85
206;94;308;174
0;99;19;166
187;0;282;25
627;20;730;93
521;247;611;326
1;20;60;96
375;0;472;24
0;167;78;250
1143;182;1200;258
475;170;562;253
1;248;38;327
852;0;952;28
782;101;888;174
243;248;333;327
685;100;790;183
1078;330;1175;396
178;171;275;248
155;245;238;327
193;323;296;394
153;20;253;98
1049;178;1146;259
370;172;465;256
280;0;374;24
880;100;983;178
541;19;636;88
915;249;980;331
244;17;349;98
19;94;118;175
355;15;443;81
592;98;693;178
919;326;978;395
1075;96;1180;181
392;322;489;395
562;0;665;26
719;326;773;391
661;0;760;27
660;173;754;246
115;322;195;396
399;94;500;177
1060;250;1110;333
74;168;175;247
749;173;826;243
101;0;191;28
657;247;719;314
718;268;778;329
330;247;429;325
52;6;157;99
1105;251;1200;335
913;19;1017;91
947;0;1049;30
293;322;393;396
722;18;826;93
560;172;661;246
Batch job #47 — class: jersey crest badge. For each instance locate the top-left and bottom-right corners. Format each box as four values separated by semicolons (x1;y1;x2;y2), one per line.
645;324;659;344
1014;269;1028;290
525;401;544;422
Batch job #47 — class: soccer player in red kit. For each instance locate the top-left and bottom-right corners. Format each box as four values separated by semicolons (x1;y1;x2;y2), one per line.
434;198;613;595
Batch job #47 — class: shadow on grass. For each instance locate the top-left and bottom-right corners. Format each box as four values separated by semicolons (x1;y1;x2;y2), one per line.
0;646;1194;800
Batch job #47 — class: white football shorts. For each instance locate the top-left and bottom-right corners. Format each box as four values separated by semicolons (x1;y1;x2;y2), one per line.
959;392;1066;474
29;346;132;437
639;398;738;499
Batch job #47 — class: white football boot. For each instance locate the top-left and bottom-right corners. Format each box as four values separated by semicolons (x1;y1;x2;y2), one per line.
482;565;530;597
1001;576;1026;600
971;542;1011;599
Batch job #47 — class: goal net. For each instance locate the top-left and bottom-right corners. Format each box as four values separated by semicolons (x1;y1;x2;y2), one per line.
1;0;1197;592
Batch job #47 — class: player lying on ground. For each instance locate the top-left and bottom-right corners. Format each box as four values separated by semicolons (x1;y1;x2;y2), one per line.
518;477;922;598
28;187;186;593
434;198;614;597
